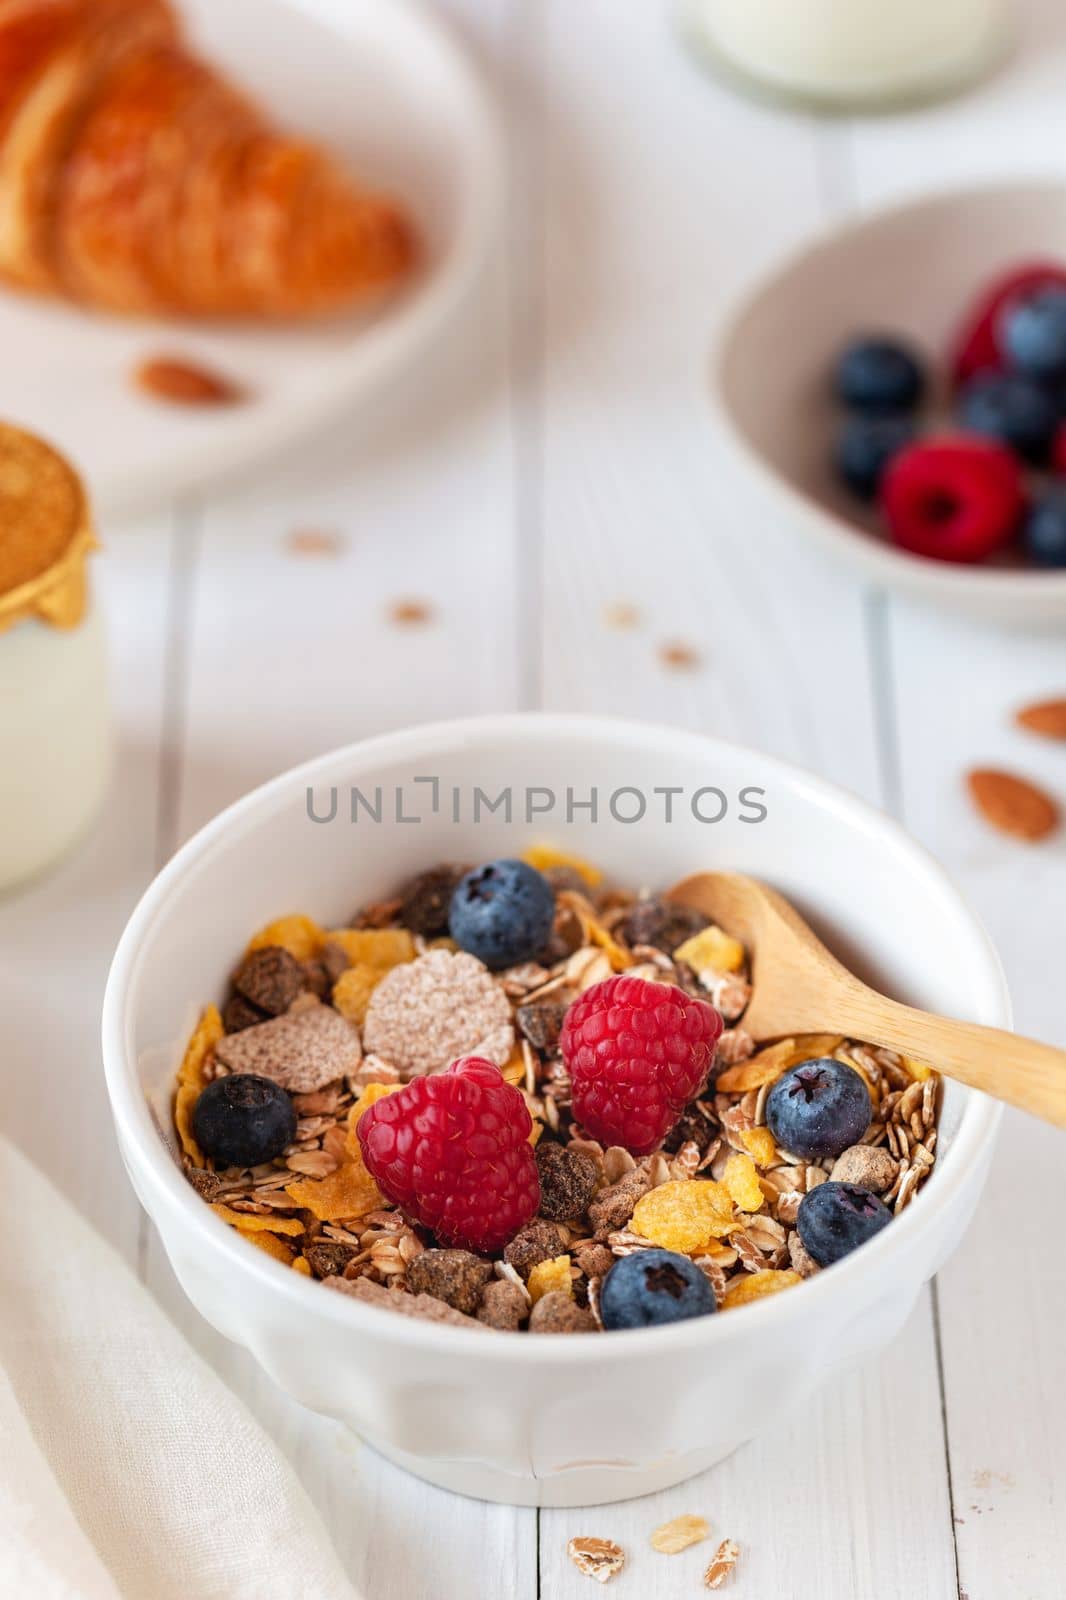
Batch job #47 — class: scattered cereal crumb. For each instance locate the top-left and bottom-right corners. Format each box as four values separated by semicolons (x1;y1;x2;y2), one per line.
387;598;434;625
603;600;640;631
363;948;514;1078
567;1536;625;1584
658;639;701;671
650;1514;710;1554
215;1002;361;1092
285;528;346;558
703;1538;739;1589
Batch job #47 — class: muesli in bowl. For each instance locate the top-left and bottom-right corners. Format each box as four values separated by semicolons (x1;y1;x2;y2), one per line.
173;848;940;1334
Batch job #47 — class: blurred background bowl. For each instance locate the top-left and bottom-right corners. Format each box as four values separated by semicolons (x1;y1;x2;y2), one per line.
712;181;1066;625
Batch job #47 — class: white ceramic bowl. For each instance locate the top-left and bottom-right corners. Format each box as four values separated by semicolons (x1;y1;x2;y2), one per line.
714;182;1066;625
103;714;1005;1507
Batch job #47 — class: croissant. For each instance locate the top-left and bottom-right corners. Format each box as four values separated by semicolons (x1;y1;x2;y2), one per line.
0;0;414;317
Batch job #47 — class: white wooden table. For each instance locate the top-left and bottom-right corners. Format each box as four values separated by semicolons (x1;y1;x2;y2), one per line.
3;2;1065;1595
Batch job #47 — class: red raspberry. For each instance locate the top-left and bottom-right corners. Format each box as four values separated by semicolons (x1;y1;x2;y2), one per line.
952;262;1066;386
881;436;1024;563
560;975;723;1157
357;1057;540;1254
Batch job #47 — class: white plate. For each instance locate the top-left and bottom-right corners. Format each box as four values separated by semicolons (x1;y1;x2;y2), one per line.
713;182;1066;626
0;0;500;519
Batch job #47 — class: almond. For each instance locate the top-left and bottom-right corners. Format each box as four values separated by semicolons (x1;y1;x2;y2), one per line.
1016;697;1066;740
966;768;1060;842
134;356;245;406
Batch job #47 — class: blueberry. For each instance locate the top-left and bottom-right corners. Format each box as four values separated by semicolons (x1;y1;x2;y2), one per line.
448;859;556;971
192;1073;296;1169
1001;288;1066;381
796;1181;892;1266
834;414;916;500
957;373;1058;464
1023;489;1066;568
600;1247;716;1330
765;1057;871;1162
833;338;926;415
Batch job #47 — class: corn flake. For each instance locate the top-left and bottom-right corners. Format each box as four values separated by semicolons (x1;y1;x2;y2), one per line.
557;890;632;972
331;964;381;1026
247;914;324;962
739;1126;778;1168
528;1255;572;1303
292;1256;312;1276
326;928;416;968
522;844;603;887
673;925;745;975
210;1204;304;1236
903;1055;935;1082
721;1269;801;1310
346;1081;404;1156
174;1086;204;1165
177;1004;223;1090
285;1155;381;1222
631;1180;736;1254
240;1228;296;1265
723;1153;764;1213
173;1005;223;1162
716;1034;843;1095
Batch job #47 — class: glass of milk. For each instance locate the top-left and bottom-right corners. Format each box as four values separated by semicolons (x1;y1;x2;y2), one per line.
0;425;111;893
683;0;1013;111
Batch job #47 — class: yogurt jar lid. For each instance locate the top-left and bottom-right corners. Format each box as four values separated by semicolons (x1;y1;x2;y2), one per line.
0;421;96;634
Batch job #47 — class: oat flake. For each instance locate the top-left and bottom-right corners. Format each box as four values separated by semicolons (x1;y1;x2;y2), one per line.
567;1536;625;1584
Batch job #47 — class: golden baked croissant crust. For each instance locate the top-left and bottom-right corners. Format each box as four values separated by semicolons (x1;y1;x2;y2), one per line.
0;0;414;317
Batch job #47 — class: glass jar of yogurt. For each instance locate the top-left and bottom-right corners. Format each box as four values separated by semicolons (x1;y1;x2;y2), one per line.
682;0;1013;112
0;423;110;893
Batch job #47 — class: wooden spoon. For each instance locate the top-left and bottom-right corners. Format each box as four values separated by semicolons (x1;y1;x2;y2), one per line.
668;871;1066;1128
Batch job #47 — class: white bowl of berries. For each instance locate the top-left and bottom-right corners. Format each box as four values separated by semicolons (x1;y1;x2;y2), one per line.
103;714;1005;1507
713;181;1066;623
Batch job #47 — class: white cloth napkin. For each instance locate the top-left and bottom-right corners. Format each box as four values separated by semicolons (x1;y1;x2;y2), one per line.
0;1135;361;1600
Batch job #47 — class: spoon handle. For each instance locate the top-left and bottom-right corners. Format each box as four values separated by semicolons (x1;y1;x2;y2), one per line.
832;989;1066;1129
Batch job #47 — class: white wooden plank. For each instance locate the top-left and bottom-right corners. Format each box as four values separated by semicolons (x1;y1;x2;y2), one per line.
534;0;884;803
533;4;957;1595
874;602;1066;1600
0;511;172;1257
844;8;1066;1588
